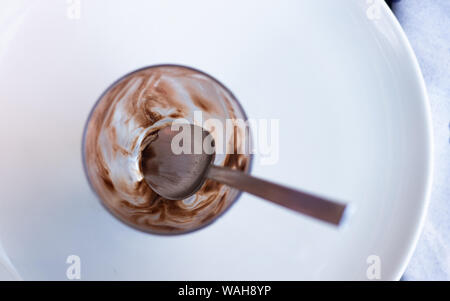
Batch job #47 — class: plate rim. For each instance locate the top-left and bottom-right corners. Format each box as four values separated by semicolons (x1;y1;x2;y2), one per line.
379;2;434;280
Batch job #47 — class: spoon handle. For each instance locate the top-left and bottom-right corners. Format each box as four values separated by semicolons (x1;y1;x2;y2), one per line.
207;165;349;226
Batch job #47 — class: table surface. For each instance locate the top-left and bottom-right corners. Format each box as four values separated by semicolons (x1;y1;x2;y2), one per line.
392;0;450;281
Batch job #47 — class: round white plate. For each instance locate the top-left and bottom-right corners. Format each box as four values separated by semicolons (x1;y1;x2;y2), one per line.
0;0;432;280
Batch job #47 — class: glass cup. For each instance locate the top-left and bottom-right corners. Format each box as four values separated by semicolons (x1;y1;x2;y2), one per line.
82;65;253;235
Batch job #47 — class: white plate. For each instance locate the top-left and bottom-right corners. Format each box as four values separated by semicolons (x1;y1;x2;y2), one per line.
0;0;432;280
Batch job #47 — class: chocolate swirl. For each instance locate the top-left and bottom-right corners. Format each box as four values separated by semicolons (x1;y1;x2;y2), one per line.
83;65;251;234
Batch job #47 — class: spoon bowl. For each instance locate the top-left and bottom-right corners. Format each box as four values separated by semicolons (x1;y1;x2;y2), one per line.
141;124;215;200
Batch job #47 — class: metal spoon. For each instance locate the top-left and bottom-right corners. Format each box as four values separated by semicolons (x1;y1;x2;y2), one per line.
141;124;349;226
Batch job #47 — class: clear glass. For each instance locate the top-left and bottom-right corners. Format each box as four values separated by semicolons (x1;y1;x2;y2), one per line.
82;64;253;235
